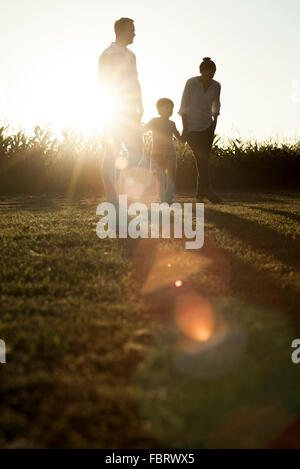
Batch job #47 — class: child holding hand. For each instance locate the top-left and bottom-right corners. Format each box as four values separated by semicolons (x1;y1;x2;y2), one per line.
144;98;181;203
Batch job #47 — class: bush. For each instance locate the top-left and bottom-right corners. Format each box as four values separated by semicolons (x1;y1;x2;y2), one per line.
176;136;300;192
0;125;299;195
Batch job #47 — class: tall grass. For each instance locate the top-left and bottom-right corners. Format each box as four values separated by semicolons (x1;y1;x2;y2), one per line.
0;125;299;195
176;136;300;191
0;126;104;194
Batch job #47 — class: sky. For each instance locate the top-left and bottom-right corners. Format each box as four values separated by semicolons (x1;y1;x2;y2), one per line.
0;0;299;141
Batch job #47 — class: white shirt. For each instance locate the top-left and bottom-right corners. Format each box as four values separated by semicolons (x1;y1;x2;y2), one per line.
98;42;143;113
179;77;221;132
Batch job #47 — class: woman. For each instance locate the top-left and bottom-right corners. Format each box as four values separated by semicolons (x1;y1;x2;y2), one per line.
179;57;222;203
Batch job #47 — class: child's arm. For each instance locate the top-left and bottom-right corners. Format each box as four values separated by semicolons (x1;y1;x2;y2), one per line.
172;122;183;141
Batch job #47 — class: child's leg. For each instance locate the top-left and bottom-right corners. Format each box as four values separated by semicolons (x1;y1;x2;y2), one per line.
158;167;166;202
151;160;163;202
164;159;176;202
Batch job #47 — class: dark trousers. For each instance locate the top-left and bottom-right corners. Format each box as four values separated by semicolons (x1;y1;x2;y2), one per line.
187;124;215;197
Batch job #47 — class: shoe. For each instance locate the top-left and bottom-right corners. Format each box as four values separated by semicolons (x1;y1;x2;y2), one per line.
196;192;205;203
205;191;222;204
163;197;174;205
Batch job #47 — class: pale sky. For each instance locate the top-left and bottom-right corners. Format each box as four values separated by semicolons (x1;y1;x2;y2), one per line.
1;0;299;140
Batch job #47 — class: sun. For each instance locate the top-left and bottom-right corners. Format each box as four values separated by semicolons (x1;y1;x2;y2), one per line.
35;65;160;137
32;69;123;136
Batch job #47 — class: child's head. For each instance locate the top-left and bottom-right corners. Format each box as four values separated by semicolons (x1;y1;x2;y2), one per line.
156;98;174;118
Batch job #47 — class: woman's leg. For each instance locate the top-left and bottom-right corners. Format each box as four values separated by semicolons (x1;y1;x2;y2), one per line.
187;139;210;199
187;127;221;202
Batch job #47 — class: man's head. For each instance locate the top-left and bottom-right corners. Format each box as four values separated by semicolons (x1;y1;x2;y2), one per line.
199;57;216;81
114;18;135;46
156;98;174;118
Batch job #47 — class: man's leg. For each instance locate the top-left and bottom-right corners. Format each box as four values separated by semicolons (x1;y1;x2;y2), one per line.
123;114;143;169
101;138;121;204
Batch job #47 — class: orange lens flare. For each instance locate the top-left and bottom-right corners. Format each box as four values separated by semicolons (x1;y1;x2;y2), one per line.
175;280;183;288
141;246;211;295
115;155;128;170
175;293;215;342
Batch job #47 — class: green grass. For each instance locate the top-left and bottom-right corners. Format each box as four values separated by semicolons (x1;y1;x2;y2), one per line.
0;192;300;448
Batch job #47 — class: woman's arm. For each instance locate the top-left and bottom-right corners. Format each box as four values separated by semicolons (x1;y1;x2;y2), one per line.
178;80;191;140
212;83;221;129
172;122;181;140
180;114;189;142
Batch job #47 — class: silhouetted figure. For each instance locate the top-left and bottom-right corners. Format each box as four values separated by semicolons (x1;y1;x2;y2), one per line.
179;57;222;203
145;98;181;203
98;18;144;203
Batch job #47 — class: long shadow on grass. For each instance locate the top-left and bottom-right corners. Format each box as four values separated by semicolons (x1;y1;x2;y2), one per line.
205;207;300;271
206;238;300;448
249;206;300;224
122;234;300;448
112;204;300;448
215;192;300;206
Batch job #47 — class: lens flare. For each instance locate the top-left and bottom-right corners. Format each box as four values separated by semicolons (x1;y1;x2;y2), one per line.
116;167;159;202
175;293;215;342
141;246;211;294
115;155;128;170
126;177;134;186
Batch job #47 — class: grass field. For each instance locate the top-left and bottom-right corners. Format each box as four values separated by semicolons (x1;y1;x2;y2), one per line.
0;191;300;448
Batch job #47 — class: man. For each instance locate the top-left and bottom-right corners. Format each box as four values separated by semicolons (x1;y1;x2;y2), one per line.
98;18;144;203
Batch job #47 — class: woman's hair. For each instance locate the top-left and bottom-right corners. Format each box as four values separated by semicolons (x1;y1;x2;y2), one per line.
199;57;216;73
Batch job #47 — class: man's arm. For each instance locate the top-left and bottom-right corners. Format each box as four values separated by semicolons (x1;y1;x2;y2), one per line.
136;81;144;121
131;51;143;120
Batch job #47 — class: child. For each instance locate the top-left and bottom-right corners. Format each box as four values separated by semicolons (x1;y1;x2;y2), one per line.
144;98;181;203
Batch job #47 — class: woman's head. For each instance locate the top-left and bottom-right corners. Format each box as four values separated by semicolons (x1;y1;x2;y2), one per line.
199;57;216;80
